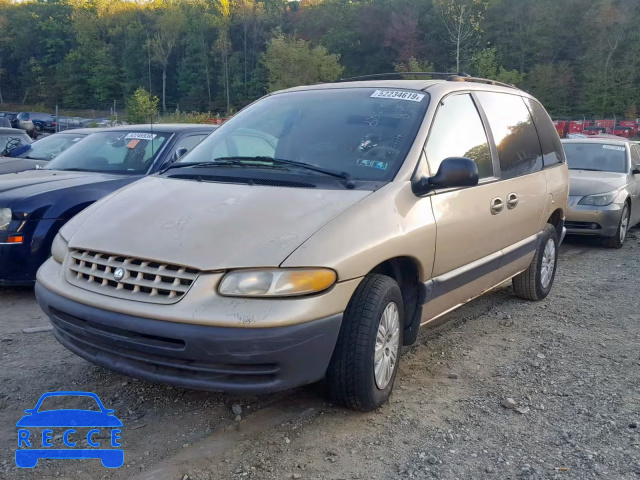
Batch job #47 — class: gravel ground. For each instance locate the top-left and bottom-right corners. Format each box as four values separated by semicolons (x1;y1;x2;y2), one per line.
0;232;638;480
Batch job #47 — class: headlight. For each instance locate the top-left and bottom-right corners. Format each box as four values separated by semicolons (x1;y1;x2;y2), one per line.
0;208;11;230
578;192;616;206
218;268;337;297
51;233;69;263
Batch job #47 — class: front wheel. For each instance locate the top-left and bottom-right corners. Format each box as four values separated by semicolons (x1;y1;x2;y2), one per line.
603;204;629;249
512;224;558;301
326;274;404;411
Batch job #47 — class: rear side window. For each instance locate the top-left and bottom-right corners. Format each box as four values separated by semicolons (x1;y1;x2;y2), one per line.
425;94;493;179
524;98;565;167
476;92;543;179
17;112;29;120
630;144;640;166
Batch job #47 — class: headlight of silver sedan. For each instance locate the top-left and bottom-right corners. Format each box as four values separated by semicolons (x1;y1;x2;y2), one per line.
578;192;616;206
0;208;11;230
218;268;337;297
51;233;69;264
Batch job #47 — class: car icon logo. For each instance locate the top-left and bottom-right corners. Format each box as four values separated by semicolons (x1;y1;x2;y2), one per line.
16;391;123;469
113;268;125;282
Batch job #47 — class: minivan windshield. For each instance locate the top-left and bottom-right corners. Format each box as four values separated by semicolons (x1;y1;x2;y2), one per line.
563;143;627;173
45;131;169;174
175;88;429;182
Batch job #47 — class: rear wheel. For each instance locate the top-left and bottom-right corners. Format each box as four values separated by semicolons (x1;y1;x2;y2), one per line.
34;123;43;133
326;274;403;411
513;224;558;301
603;204;629;249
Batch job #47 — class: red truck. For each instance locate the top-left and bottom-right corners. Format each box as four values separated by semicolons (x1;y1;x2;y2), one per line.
553;120;569;138
568;121;587;134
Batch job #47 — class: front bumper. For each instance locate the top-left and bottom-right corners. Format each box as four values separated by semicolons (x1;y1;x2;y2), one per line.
565;202;623;237
35;282;343;394
0;240;38;286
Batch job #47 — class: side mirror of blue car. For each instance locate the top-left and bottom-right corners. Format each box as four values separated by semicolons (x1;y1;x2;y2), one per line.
23;409;34;414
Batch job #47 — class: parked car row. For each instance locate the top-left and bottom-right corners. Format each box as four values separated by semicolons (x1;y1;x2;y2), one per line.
0;110;124;139
2;76;638;412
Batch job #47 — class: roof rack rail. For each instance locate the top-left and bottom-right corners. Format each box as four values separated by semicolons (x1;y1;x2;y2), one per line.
336;72;517;89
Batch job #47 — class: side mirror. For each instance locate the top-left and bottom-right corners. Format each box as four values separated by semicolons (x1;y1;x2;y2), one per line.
412;157;479;195
633;164;640;175
175;147;189;161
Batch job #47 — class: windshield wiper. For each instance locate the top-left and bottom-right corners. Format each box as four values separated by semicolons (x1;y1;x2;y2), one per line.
569;168;602;171
161;157;356;188
214;156;356;188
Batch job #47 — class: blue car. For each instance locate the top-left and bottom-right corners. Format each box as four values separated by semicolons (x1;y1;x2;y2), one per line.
0;124;216;285
16;391;123;468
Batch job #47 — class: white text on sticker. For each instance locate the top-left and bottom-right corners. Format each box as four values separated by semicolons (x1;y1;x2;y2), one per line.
602;145;625;151
371;90;425;102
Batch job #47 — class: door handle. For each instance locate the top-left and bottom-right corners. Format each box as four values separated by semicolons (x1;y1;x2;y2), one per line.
507;193;519;210
490;197;504;215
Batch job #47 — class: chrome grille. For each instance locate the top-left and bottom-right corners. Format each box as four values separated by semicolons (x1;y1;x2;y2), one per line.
66;249;199;304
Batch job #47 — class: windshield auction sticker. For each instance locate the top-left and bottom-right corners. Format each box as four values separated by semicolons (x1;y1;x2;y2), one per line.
370;90;425;102
125;133;156;140
602;145;625;151
15;391;123;469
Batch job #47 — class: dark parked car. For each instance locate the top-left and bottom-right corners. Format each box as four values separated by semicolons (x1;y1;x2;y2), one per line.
56;116;88;131
0;128;101;174
17;112;56;133
0;124;215;285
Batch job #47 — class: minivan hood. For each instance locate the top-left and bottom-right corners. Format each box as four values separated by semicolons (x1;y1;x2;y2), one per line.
67;176;371;270
568;170;628;196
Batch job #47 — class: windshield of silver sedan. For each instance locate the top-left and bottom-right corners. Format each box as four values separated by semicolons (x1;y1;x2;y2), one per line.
170;88;429;183
44;131;169;174
564;143;627;173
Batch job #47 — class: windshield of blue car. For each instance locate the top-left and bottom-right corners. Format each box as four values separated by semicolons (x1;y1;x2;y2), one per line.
36;395;101;412
45;131;169;174
0;132;31;156
175;88;430;182
564;143;627;173
14;133;88;160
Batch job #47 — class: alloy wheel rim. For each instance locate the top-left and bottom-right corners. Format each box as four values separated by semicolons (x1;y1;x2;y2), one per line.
374;302;400;390
540;238;556;289
620;208;629;244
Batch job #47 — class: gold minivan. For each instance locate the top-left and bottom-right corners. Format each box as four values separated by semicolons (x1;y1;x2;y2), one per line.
36;75;569;411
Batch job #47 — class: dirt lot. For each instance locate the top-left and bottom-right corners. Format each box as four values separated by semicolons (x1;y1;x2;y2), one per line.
1;233;639;480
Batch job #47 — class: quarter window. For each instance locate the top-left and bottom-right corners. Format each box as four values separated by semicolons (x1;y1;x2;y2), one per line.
476;92;543;179
425;94;493;179
523;98;565;167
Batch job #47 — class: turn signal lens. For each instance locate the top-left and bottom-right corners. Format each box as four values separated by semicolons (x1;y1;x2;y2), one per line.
8;235;23;243
219;268;337;297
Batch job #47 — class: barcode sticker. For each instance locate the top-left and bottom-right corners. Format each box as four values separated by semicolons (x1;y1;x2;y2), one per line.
125;133;156;140
370;90;425;102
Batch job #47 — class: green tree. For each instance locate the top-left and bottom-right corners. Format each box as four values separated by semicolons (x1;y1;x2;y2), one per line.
148;5;186;112
125;87;159;124
433;0;488;72
470;47;524;85
262;32;344;92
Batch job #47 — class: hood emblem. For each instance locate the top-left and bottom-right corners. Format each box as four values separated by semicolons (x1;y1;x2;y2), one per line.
113;268;126;282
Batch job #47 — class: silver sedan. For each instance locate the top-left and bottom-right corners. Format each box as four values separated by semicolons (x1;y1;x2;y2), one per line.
563;138;640;248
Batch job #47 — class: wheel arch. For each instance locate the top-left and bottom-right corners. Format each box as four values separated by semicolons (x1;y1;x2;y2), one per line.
546;208;564;238
369;256;424;346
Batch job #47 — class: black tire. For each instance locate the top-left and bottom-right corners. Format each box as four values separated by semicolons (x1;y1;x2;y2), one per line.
34;123;43;133
512;224;558;301
326;274;404;411
603;203;629;249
